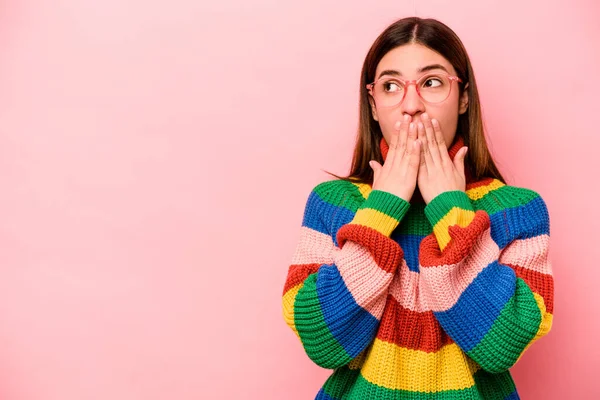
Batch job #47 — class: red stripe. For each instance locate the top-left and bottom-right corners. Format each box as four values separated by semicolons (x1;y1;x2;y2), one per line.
282;263;320;296
506;263;555;314
336;224;403;274
420;210;490;267
466;177;496;190
376;295;454;353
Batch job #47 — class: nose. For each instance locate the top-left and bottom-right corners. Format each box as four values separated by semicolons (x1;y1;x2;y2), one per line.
400;82;425;117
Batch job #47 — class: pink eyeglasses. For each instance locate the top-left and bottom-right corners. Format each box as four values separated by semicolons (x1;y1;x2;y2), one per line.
366;72;463;107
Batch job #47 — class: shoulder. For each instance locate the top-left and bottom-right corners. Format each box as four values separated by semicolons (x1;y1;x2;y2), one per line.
466;177;545;209
466;178;550;244
300;179;369;237
307;178;370;211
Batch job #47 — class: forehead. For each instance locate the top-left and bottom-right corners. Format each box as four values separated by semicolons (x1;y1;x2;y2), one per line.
375;43;457;77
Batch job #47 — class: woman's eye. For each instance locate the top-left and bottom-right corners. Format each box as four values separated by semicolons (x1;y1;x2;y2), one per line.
384;82;401;92
423;78;443;88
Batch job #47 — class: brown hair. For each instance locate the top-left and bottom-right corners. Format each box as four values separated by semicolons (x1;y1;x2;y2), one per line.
323;17;506;185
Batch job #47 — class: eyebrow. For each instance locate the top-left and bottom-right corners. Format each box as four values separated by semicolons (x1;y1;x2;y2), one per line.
377;64;449;80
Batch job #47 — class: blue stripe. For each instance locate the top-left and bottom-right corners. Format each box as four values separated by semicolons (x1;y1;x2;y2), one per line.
489;196;550;249
393;233;427;272
434;260;516;352
302;190;332;236
504;390;520;400
303;190;356;247
315;388;337;400
316;264;379;358
326;204;355;248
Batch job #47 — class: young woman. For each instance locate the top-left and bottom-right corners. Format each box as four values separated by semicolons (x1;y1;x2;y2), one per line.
282;17;553;400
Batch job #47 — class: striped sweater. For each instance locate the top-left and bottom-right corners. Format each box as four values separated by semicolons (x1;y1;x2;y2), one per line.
281;135;554;399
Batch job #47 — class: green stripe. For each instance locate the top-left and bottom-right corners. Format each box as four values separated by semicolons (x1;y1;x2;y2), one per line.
347;373;482;399
396;203;431;236
294;273;353;368
472;369;517;400
313;180;411;221
467;278;542;373
321;366;362;399
320;368;518;400
362;190;410;221
313;180;363;212
424;190;474;226
470;185;540;214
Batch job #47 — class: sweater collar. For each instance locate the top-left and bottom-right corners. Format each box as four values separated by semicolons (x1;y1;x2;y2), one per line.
378;134;473;203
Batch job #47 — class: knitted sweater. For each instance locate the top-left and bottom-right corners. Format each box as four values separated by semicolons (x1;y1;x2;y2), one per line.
281;135;554;400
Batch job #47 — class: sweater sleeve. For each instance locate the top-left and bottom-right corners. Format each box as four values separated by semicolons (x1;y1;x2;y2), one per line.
282;183;410;369
418;189;554;373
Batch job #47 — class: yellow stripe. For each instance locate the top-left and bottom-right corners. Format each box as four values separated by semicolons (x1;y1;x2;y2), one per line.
351;181;372;199
433;208;476;251
282;284;302;338
348;348;368;370
532;292;553;339
361;339;479;392
466;179;505;201
351;208;399;236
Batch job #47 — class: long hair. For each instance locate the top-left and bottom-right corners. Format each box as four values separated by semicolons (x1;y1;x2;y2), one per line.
324;17;506;185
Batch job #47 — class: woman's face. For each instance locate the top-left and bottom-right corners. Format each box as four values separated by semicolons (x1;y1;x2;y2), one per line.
368;43;469;148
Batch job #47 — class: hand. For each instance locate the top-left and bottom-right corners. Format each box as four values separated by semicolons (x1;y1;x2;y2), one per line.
369;114;421;202
416;113;468;204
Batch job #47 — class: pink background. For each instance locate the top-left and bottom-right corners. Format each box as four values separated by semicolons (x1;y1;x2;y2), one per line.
0;0;598;399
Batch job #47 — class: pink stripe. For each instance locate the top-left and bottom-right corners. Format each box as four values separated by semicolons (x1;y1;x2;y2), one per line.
419;227;500;312
388;260;430;312
335;241;393;319
291;227;335;265
499;234;552;275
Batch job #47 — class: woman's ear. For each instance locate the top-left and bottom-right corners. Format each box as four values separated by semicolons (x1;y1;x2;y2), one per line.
458;82;469;115
368;96;379;121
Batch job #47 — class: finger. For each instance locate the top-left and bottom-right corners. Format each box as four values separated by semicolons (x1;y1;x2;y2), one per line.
390;120;401;148
393;116;411;167
386;120;402;165
397;115;411;155
431;118;451;166
422;114;440;166
407;139;421;179
369;160;382;180
406;122;417;157
408;118;418;141
406;120;417;156
417;122;429;172
454;147;467;178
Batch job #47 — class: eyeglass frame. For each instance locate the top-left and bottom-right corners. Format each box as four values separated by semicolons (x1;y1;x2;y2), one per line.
366;72;464;106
